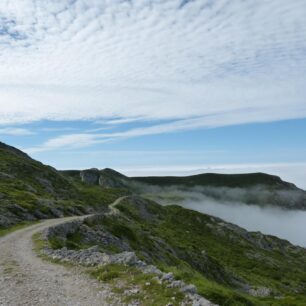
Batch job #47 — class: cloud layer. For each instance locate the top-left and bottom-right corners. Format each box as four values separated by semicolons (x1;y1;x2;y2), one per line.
1;0;306;142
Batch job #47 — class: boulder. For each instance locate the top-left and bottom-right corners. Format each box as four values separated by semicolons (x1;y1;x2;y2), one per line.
248;286;271;297
111;252;139;265
161;272;174;282
182;284;197;294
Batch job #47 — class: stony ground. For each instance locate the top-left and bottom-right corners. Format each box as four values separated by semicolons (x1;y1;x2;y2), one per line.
0;216;119;306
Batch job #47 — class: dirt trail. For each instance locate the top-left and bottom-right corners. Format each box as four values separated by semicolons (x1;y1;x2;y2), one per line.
0;216;113;306
108;196;129;215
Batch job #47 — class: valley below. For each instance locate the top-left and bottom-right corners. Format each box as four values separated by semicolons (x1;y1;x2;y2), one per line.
178;200;306;248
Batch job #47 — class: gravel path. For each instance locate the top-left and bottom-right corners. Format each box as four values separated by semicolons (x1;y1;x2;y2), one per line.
0;216;114;306
108;196;129;215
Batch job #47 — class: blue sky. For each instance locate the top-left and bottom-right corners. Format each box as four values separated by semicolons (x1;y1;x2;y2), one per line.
0;0;306;187
1;118;306;188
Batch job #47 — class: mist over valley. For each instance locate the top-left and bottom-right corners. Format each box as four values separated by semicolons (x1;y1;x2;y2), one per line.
141;184;306;247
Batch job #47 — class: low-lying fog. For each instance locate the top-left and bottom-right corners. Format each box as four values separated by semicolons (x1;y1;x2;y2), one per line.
142;185;306;248
180;199;306;248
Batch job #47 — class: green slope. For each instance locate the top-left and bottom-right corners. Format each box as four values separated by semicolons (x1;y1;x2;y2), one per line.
0;142;127;229
55;196;306;305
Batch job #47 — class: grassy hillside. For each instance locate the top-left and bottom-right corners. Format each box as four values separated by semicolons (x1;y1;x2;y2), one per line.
0;142;128;229
52;196;306;306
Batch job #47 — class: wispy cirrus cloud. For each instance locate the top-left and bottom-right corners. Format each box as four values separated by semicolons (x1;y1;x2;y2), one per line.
25;133;103;153
0;127;34;136
25;101;306;153
0;0;305;130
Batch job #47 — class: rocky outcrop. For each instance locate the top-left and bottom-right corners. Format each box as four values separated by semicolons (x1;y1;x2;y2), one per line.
44;219;83;241
0;214;18;228
80;169;100;185
80;168;130;189
0;205;38;228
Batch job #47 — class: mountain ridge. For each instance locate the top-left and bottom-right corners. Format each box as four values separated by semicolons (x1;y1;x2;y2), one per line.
132;172;298;189
61;167;306;210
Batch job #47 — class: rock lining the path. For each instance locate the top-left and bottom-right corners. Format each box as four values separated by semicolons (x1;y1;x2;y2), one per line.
42;218;216;306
